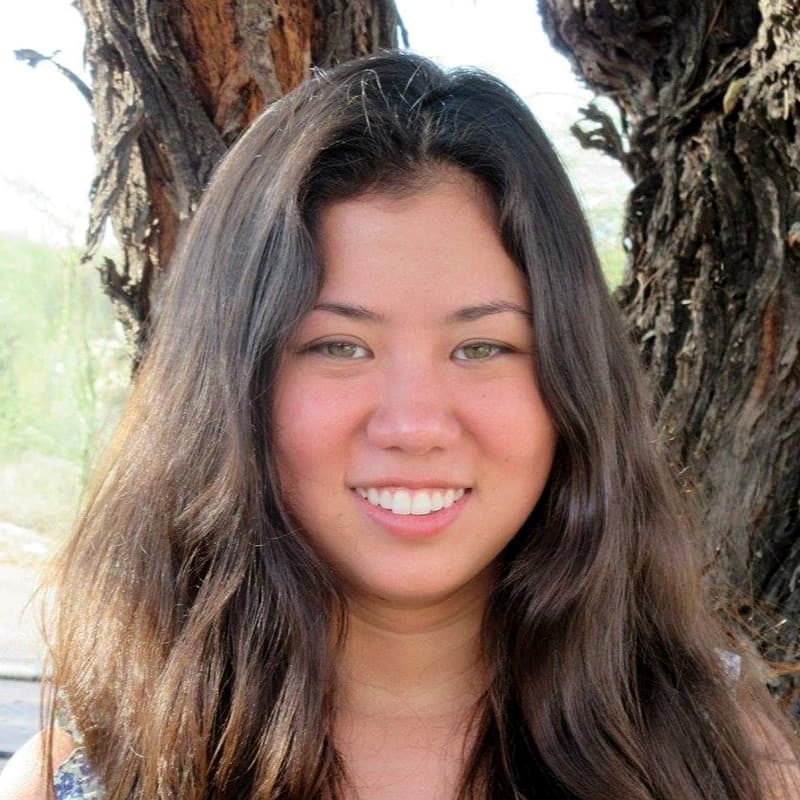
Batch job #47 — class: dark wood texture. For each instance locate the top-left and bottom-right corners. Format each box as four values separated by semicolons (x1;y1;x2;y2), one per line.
78;0;402;362
539;0;800;713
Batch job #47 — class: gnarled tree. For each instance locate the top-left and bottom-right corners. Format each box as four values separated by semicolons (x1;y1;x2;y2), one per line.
77;0;403;361
538;0;799;715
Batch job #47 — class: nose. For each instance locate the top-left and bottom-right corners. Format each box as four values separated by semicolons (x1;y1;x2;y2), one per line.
365;357;461;455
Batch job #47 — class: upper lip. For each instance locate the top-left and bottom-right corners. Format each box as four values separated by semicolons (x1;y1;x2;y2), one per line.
350;479;472;490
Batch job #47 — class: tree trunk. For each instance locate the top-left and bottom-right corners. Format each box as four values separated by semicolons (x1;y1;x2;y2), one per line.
78;0;403;363
538;0;800;715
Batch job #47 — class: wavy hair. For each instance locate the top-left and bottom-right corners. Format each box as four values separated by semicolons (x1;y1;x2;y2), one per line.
47;51;796;799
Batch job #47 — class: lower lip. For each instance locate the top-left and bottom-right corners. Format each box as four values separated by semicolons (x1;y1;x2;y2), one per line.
353;490;471;539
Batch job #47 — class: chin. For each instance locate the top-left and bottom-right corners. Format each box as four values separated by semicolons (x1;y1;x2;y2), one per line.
343;568;495;611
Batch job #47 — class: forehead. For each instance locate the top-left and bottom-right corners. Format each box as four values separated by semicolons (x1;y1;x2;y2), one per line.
314;174;530;315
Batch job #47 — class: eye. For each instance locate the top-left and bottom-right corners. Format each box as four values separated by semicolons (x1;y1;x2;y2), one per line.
452;342;511;361
307;340;371;359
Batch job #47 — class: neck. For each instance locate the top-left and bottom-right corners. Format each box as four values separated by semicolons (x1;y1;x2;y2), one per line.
336;572;493;721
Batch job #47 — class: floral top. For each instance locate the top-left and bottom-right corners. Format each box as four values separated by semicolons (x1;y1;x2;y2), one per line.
54;749;104;799
53;711;104;799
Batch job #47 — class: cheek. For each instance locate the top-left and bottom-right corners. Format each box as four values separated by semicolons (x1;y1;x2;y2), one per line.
466;378;557;466
273;372;361;480
272;379;350;543
466;383;556;550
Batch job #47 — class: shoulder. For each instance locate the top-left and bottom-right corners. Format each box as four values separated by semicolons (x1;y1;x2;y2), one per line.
0;728;79;800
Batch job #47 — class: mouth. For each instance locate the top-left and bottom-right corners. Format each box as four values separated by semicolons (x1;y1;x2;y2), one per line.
353;486;469;516
351;486;471;539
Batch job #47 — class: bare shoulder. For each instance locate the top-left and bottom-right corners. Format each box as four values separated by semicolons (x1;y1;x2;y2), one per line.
742;710;800;800
0;728;79;800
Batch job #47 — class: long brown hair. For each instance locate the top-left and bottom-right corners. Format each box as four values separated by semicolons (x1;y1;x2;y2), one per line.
47;51;797;799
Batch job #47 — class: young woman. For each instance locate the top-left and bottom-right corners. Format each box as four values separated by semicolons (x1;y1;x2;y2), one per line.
2;52;798;800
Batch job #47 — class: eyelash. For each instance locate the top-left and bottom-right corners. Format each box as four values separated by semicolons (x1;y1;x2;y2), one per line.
303;340;514;362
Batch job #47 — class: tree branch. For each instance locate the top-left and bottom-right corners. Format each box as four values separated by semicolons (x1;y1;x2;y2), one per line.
14;48;92;104
570;101;629;168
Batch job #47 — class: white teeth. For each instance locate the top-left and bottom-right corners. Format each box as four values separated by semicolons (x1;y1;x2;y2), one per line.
355;486;468;516
411;492;432;515
391;490;412;515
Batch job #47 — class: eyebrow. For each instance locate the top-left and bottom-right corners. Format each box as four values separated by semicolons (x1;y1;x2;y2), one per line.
311;300;532;324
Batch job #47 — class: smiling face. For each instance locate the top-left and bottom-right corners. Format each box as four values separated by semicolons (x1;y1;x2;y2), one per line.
273;172;557;608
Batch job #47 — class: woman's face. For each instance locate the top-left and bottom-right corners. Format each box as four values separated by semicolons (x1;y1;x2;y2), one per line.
273;173;557;608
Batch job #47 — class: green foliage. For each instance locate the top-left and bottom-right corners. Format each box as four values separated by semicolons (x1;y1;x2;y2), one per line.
550;117;631;289
0;236;129;540
590;209;627;289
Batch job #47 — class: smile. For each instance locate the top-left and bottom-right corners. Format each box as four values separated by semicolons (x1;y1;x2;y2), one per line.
354;487;468;516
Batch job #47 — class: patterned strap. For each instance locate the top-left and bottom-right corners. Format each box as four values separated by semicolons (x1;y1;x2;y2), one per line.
54;704;84;746
53;702;104;798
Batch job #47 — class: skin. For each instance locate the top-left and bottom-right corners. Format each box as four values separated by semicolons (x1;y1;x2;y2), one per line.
272;171;558;798
0;728;76;800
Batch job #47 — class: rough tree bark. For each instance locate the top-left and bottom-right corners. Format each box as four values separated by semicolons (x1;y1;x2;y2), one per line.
77;0;404;363
538;0;800;713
